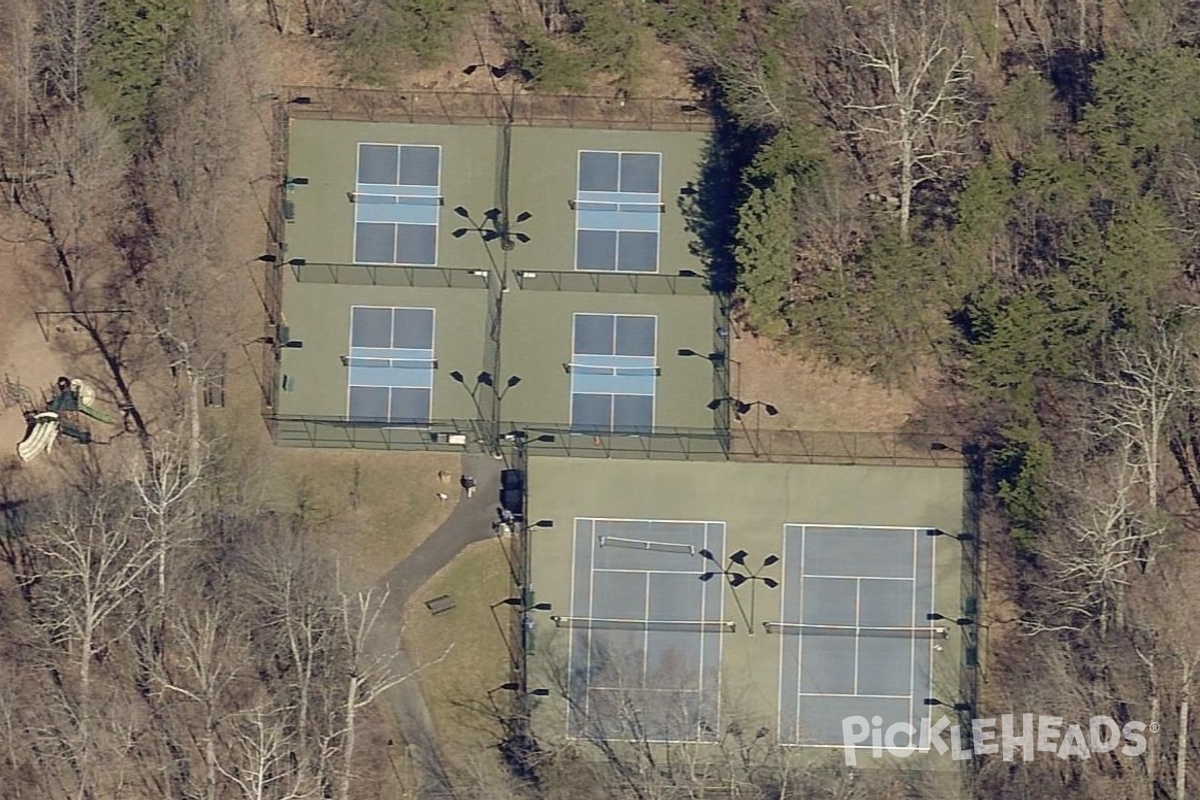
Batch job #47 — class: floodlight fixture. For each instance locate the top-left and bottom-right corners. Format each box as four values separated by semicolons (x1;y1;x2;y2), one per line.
477;371;493;386
730;550;749;566
453;205;471;217
506;375;522;388
516;211;533;223
764;404;780;416
449;370;465;383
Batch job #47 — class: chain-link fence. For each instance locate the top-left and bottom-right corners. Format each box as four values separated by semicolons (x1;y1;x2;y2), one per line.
269;415;965;467
284;87;710;132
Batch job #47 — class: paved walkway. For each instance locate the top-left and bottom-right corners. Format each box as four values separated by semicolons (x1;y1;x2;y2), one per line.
373;452;507;799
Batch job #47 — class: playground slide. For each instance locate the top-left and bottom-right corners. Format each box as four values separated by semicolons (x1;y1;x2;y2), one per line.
17;412;60;462
69;379;115;424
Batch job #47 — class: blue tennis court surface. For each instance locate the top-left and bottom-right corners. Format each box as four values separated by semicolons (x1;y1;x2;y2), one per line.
775;525;939;747
346;306;435;424
566;518;727;742
569;314;657;433
354;143;441;265
574;151;662;272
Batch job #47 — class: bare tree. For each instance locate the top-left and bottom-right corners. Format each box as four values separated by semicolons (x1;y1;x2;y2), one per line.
155;598;248;800
1028;448;1164;636
25;489;160;799
1088;324;1192;512
842;0;974;239
217;701;316;800
330;586;451;800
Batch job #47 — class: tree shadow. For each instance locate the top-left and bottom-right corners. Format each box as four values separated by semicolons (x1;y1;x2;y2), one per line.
677;84;769;297
1043;48;1099;123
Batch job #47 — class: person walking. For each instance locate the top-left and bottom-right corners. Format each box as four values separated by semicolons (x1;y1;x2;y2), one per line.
460;474;476;498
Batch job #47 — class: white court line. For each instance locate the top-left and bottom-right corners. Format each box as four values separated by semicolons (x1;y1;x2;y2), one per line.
797;692;911;699
925;532;938;733
800;743;933;752
698;521;709;742
908;527;918;732
786;523;918;532
642;572;651;687
585;526;598;724
582;516;727;526
592;567;701;575
800;573;915;582
588;685;704;694
853;578;862;694
776;523;789;744
713;522;727;738
566;520;581;739
795;525;807;744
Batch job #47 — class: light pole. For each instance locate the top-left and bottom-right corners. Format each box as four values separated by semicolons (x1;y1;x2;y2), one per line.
451;205;533;254
927;529;975;543
923;697;972;713
706;397;779;457
698;548;779;634
449;370;522;455
927;613;975;626
677;348;726;363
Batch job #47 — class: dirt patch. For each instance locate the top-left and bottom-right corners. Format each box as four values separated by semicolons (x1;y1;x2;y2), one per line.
730;332;920;432
0;211;81;463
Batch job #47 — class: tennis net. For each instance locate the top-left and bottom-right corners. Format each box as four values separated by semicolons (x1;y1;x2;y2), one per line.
762;622;948;639
552;616;735;633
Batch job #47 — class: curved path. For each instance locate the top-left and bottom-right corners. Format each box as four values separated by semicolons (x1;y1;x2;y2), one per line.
372;453;507;799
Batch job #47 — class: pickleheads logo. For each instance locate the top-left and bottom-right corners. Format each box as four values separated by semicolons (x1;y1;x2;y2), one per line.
841;714;1155;766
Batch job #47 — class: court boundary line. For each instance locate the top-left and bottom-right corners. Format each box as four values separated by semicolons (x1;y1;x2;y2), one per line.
699;521;709;741
714;521;726;742
797;691;912;699
800;572;915;581
908;527;918;734
593;567;701;575
776;522;789;745
780;523;942;748
566;519;580;739
571;516;728;744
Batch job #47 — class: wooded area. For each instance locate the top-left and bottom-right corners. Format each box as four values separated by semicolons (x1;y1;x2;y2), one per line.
1;0;1199;797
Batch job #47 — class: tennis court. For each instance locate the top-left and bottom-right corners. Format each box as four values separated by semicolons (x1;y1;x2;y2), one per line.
774;525;941;747
564;518;728;742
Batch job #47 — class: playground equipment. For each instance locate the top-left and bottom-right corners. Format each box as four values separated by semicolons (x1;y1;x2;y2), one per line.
11;376;114;462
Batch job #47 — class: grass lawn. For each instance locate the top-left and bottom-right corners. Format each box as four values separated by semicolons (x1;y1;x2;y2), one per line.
260;448;462;587
402;540;514;753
